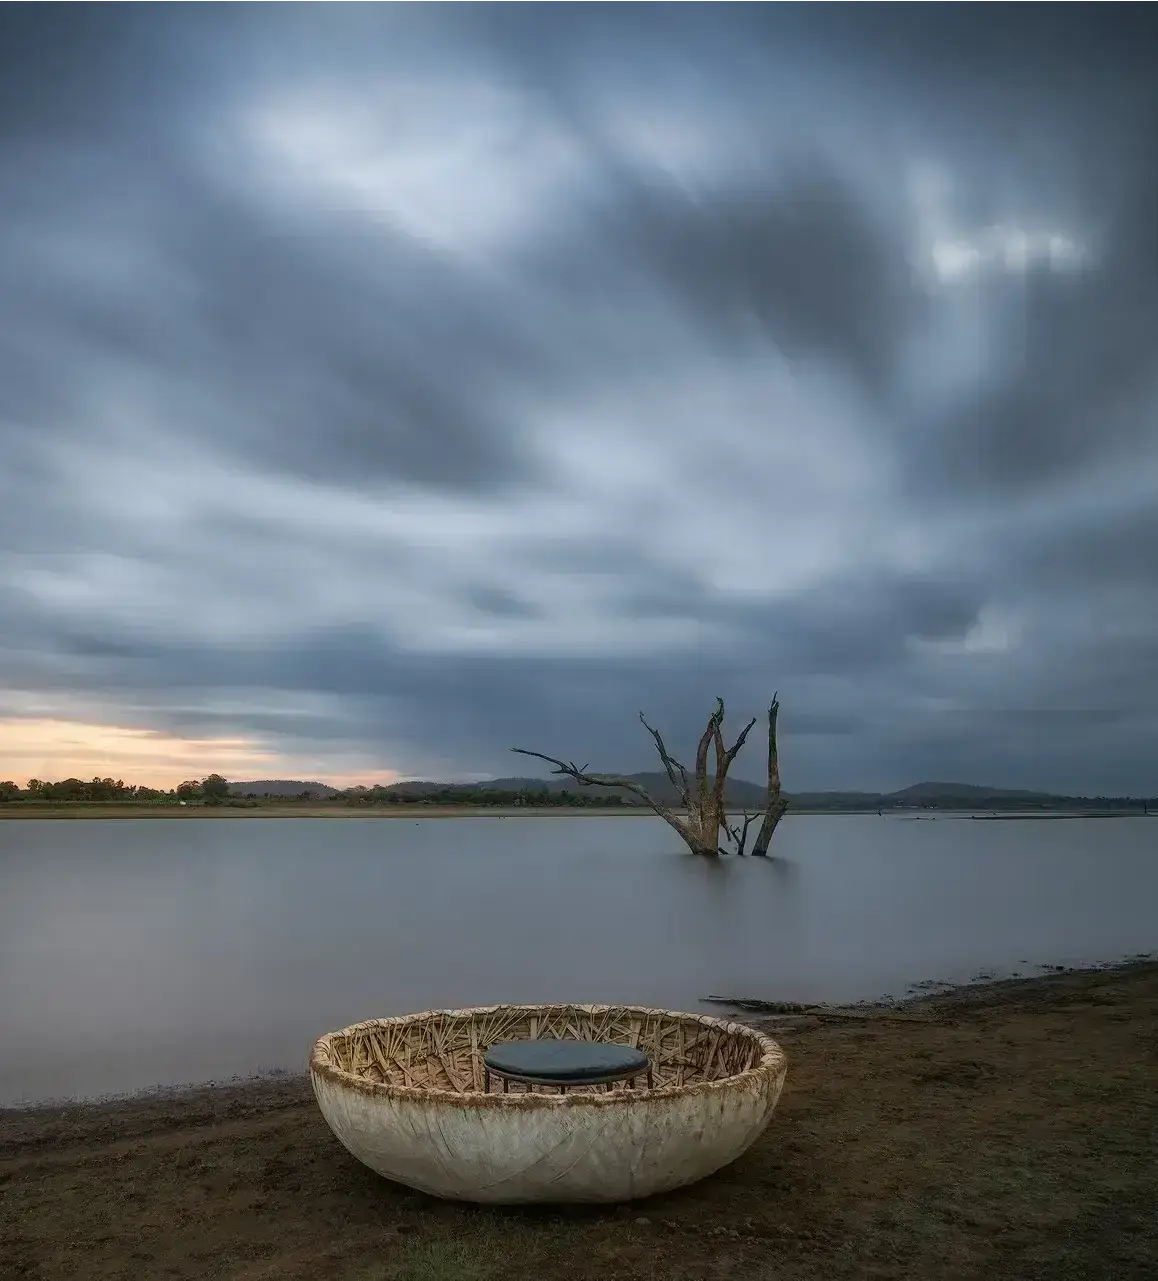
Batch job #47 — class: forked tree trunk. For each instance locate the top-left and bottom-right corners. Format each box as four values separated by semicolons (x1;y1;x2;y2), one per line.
750;694;788;856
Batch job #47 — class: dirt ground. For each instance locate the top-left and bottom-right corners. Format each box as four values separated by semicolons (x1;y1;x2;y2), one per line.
2;963;1156;1281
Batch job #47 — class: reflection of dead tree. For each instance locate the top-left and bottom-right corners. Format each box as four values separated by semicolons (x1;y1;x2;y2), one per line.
512;696;787;858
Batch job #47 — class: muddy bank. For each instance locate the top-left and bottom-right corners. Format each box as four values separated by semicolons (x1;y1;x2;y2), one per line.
3;962;1156;1280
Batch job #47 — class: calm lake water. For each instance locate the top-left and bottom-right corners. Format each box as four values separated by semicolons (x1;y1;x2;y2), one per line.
1;814;1155;1106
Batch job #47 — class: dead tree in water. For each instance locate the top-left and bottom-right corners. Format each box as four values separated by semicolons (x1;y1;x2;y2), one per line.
718;696;788;856
512;696;785;858
749;693;788;856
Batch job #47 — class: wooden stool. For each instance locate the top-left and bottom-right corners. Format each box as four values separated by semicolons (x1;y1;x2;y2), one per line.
483;1038;653;1094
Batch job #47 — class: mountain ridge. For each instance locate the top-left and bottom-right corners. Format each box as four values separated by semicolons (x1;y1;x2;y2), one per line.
231;775;1150;806
229;779;339;798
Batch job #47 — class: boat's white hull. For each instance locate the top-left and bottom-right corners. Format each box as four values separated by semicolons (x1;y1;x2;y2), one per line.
311;1006;787;1204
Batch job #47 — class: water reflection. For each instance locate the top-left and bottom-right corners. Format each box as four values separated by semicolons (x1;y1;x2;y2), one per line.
0;814;1155;1104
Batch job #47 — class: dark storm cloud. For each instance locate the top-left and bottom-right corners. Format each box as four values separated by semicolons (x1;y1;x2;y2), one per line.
2;5;1157;793
773;6;1158;80
729;570;988;678
911;160;1158;499
0;556;988;778
0;6;170;142
523;159;923;394
499;4;1158;502
1012;501;1158;594
163;206;542;491
462;586;543;621
0;143;544;493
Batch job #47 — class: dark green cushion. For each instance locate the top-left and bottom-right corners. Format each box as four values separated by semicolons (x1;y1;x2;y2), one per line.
484;1038;648;1082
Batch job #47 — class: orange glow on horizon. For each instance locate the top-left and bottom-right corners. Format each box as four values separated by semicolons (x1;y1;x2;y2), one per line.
0;718;400;791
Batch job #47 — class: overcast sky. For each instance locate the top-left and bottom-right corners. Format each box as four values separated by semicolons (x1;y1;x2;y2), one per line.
1;5;1156;793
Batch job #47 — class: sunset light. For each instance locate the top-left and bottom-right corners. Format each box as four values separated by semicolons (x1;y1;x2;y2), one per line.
0;718;395;790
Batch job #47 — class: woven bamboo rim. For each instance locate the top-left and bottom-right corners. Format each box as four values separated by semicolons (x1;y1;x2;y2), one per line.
310;1003;786;1109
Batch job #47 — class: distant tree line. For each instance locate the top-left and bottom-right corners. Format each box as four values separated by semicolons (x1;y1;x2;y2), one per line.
0;774;233;804
329;785;629;807
867;795;1154;813
0;776;632;808
1;776;1153;814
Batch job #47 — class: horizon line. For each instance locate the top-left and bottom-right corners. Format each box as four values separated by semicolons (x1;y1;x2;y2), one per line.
10;773;1146;800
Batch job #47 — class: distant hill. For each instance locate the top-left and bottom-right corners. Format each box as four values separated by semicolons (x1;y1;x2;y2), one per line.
804;782;1149;810
385;773;769;806
397;776;1147;810
230;779;339;798
449;775;1094;809
788;791;884;808
884;781;1054;803
224;775;1149;810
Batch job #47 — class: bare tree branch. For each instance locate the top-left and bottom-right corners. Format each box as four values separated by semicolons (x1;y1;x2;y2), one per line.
711;713;757;813
694;697;724;811
728;809;758;856
509;747;689;840
638;711;693;809
723;717;759;770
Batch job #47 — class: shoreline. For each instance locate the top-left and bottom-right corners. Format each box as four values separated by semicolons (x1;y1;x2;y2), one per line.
0;804;662;820
4;959;1155;1279
1;803;1149;820
4;955;1153;1115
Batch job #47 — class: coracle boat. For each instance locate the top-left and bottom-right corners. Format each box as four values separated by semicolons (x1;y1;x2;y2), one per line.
310;1003;787;1204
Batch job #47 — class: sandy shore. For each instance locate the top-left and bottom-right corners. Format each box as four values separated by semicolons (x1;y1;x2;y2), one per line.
3;961;1155;1280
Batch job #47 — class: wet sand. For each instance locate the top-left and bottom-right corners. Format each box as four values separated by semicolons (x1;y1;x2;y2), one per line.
3;962;1156;1280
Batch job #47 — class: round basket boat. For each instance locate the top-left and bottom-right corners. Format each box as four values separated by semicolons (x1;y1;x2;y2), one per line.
310;1003;787;1204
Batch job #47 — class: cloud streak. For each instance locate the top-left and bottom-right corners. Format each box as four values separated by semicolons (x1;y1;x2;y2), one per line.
1;6;1156;793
